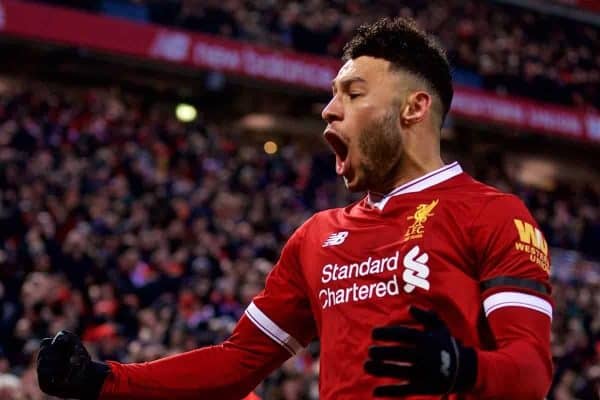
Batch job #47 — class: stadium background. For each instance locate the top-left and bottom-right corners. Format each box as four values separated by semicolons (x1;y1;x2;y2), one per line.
0;0;598;398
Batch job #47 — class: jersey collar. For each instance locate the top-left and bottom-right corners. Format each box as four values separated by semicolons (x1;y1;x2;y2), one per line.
367;162;463;210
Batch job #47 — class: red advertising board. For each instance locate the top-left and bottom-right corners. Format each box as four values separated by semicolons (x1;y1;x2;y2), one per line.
549;0;600;13
0;0;598;142
0;0;339;90
451;86;600;142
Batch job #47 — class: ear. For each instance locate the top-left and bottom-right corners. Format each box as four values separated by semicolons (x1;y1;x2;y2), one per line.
400;91;432;126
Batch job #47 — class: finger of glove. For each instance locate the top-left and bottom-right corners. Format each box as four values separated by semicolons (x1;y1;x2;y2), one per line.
37;338;54;362
37;343;68;365
37;352;70;378
38;332;75;363
70;343;91;366
65;344;91;383
374;384;416;397
369;345;417;362
37;361;71;395
52;330;78;349
409;306;444;330
372;326;423;343
38;372;71;399
40;338;53;350
38;371;56;394
364;360;411;379
38;332;78;380
52;331;80;362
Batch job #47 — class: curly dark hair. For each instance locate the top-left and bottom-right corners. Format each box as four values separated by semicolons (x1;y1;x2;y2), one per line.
343;17;453;124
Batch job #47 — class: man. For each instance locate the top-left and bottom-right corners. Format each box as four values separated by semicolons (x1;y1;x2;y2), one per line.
37;17;553;399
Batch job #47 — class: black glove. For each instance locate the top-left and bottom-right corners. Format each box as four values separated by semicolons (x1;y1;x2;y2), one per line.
37;330;110;400
364;306;477;397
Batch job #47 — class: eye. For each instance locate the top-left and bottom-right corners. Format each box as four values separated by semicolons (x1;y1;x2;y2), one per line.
349;93;362;99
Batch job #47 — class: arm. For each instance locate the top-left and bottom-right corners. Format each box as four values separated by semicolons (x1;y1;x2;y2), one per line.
101;224;315;399
473;194;553;399
100;315;290;400
364;304;552;399
365;194;553;398
38;223;316;400
474;306;552;399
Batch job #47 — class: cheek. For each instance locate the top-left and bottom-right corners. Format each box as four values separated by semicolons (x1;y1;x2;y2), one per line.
358;115;401;163
346;104;376;135
357;127;386;158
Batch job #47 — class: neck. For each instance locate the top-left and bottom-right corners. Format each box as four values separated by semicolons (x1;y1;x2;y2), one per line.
369;149;444;196
366;160;461;209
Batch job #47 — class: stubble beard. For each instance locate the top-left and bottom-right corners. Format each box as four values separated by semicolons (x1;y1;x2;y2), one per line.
353;109;403;194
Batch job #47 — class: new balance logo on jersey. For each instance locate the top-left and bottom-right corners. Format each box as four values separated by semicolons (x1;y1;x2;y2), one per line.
322;231;348;247
402;245;430;293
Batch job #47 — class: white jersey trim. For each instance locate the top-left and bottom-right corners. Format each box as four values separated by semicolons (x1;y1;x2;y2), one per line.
245;302;303;355
483;291;552;320
368;162;463;210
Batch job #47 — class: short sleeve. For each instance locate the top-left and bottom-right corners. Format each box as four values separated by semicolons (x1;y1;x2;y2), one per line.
471;194;552;320
244;223;317;356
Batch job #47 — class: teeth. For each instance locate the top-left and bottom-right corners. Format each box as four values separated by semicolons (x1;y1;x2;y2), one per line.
336;157;344;175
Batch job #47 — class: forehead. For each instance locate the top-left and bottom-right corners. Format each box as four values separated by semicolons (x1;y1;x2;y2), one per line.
333;56;394;86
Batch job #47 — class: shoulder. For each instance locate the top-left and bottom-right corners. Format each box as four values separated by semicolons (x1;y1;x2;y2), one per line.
303;207;346;229
461;178;545;257
453;174;530;217
429;174;530;229
288;207;344;243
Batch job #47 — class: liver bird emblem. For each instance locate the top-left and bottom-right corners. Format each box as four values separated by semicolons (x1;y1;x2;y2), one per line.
409;199;439;224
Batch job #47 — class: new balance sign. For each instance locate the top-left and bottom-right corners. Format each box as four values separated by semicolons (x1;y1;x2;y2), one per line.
322;232;348;247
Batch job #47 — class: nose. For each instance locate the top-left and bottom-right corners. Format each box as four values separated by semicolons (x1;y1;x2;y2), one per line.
321;94;343;123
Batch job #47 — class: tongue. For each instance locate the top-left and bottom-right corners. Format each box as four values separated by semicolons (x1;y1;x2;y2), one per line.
336;155;345;176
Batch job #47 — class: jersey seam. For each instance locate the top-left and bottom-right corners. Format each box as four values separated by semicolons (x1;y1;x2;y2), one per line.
294;216;314;295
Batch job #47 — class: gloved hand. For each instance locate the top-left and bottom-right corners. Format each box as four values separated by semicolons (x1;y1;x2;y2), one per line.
37;330;110;400
364;306;477;397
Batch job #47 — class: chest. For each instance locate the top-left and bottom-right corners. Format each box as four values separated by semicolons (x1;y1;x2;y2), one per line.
301;206;479;330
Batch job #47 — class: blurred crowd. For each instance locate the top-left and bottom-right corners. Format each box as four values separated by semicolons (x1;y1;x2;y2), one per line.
26;0;600;110
0;80;598;400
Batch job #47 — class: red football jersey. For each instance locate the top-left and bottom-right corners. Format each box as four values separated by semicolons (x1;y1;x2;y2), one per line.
246;162;552;399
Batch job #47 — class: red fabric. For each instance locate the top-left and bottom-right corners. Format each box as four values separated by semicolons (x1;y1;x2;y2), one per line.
471;194;552;292
474;307;552;399
99;316;288;400
99;170;553;399
249;221;317;349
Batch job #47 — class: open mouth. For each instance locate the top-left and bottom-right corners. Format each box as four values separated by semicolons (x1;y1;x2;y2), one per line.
324;130;349;176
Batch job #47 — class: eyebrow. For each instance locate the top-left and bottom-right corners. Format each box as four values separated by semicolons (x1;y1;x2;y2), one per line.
331;77;367;92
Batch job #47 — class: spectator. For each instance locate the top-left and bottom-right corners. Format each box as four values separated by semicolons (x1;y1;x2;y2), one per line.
0;80;598;399
24;0;600;109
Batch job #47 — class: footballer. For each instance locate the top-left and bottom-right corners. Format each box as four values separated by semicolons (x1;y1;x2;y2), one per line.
38;17;552;400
